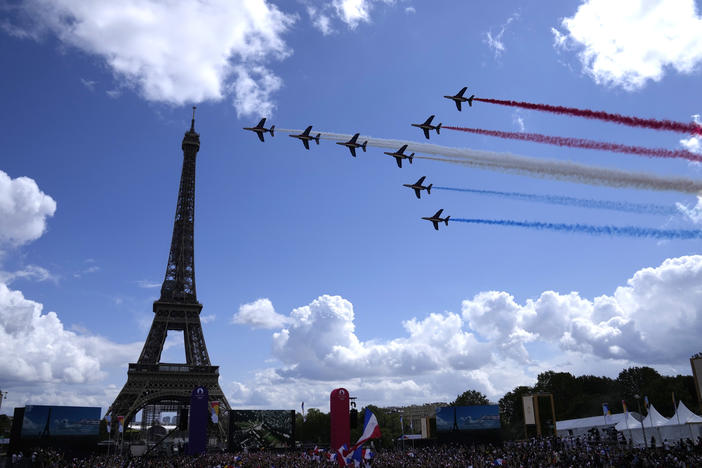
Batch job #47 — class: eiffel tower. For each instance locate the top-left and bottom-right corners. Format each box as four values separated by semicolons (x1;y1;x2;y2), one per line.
109;109;229;427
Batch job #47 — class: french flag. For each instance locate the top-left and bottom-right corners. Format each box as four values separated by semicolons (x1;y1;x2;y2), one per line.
351;409;382;450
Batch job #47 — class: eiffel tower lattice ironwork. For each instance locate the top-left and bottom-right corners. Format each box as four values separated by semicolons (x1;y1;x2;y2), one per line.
109;109;229;426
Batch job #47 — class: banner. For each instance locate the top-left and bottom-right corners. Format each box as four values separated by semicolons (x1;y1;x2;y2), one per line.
522;396;535;425
330;388;350;451
188;386;209;455
210;401;220;424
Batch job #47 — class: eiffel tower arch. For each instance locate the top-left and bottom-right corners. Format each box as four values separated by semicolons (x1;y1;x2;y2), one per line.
108;109;229;429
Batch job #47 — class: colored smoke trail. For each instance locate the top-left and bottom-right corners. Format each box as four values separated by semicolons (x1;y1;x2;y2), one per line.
444;126;702;163
451;218;702;240
277;129;702;193
473;98;702;135
434;186;678;216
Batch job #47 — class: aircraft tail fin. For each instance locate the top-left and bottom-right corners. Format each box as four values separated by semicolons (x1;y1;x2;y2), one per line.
468;95;474;107
427;184;432;194
409;153;414;164
445;216;450;225
270;125;275;137
362;141;367;152
314;134;321;144
436;123;442;134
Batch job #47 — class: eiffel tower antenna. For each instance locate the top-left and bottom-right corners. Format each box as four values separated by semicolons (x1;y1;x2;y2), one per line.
109;110;229;432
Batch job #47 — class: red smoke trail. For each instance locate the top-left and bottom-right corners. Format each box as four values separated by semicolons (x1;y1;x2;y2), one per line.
474;98;702;135
444;126;702;163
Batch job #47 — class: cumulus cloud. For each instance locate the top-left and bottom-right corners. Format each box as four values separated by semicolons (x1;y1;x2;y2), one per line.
228;256;702;407
271;295;491;381
463;255;702;364
0;282;140;385
7;0;296;117
0;170;56;247
553;0;702;90
233;298;290;329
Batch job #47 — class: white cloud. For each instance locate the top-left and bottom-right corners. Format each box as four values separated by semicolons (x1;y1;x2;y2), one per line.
229;256;702;407
484;12;519;58
0;282;140;385
676;196;702;224
9;0;296;117
80;78;96;91
405;6;416;15
0;265;57;284
201;313;216;324
0;170;56;247
136;279;161;289
270;295;491;381
680;114;702;154
513;112;526;132
307;6;334;35
553;0;702;90
233;298;290;329
333;0;371;28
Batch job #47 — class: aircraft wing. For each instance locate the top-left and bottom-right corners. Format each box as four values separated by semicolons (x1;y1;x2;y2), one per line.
432;221;439;230
303;139;310;150
350;147;356;157
395;157;402;168
302;126;312;136
257;132;265;142
423;115;435;125
416;176;426;185
422;128;430;139
457;87;467;97
414;189;421;199
455;101;462;111
433;209;443;217
257;118;266;127
399;145;408;154
350;133;359;144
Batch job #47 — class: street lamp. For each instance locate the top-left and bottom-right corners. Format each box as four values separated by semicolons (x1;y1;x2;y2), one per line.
634;394;648;448
0;390;6;411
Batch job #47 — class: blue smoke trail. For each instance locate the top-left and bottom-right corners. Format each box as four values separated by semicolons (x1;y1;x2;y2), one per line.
434;186;678;216
451;218;702;240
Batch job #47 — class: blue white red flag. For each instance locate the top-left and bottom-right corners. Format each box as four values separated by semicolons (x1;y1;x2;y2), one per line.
351;409;382;450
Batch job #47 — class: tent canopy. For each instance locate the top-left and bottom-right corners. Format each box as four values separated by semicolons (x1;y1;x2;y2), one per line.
666;401;702;425
639;404;669;428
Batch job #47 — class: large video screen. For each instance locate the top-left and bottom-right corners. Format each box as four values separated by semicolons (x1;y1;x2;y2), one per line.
21;405;101;438
229;410;294;449
436;405;500;432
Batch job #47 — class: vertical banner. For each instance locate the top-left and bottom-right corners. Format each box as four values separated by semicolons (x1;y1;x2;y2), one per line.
117;416;124;433
210;401;220;423
522;396;536;425
188;386;209;455
330;388;350;451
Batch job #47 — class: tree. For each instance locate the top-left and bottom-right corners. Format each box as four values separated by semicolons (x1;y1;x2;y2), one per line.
452;389;489;406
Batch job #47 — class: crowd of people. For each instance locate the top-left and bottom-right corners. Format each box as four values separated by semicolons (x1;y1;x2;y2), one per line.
6;435;702;467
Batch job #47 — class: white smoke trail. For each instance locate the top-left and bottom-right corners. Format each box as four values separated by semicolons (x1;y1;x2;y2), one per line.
277;129;702;194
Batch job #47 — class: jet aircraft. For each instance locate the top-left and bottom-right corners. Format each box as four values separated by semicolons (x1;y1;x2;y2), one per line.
403;176;432;199
422;209;450;230
289;126;321;150
336;133;368;157
383;145;415;168
411;115;442;139
243;118;275;142
444;87;475;111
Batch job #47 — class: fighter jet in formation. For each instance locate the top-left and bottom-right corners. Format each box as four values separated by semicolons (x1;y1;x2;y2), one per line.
243;118;275;142
444;87;475;111
403;176;432;199
289;126;321;150
336;133;368;157
383;145;415;168
422;209;450;230
412;115;442;139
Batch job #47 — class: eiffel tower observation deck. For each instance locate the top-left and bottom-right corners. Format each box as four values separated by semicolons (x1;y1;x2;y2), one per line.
109;109;229;427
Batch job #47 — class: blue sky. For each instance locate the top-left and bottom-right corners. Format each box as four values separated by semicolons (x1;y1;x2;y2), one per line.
2;0;702;415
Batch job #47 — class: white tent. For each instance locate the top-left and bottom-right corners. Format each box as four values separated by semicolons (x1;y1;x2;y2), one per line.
659;401;702;443
557;412;638;437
